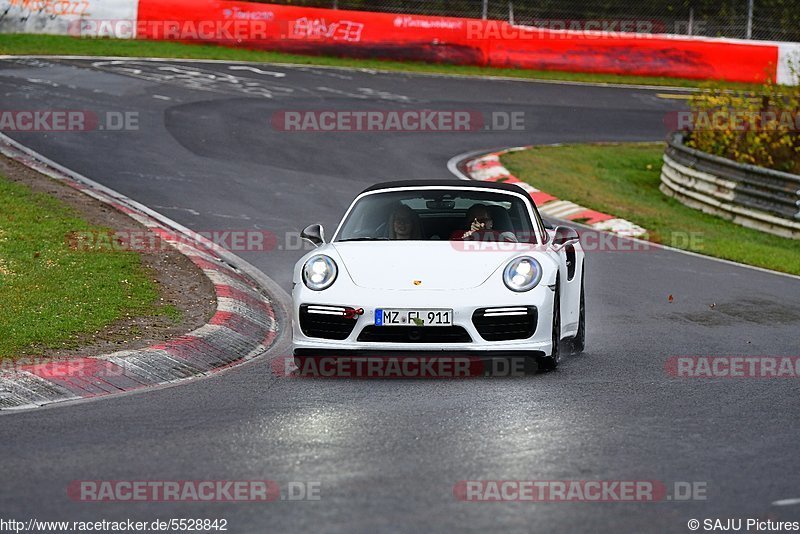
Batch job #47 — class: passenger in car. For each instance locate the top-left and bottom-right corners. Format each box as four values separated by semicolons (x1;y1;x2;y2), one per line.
458;204;518;242
388;204;422;240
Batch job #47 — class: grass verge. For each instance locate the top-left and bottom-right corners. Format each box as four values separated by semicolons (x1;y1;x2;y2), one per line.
501;143;800;276
0;34;762;90
0;174;167;358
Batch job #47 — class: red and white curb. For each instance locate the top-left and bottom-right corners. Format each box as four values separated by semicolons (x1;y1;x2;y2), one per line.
463;148;648;238
0;134;280;411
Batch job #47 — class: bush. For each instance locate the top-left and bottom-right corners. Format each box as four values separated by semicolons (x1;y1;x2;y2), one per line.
685;74;800;173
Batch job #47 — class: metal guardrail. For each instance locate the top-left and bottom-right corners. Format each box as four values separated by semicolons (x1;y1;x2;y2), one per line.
660;132;800;239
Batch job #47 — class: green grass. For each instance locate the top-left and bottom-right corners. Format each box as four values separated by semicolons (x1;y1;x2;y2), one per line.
0;175;169;358
501;143;800;276
0;34;764;90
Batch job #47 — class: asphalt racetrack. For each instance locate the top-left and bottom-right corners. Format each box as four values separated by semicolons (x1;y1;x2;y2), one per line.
1;57;799;533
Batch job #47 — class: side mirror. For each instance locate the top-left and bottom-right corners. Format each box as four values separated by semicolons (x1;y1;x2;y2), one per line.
301;223;325;247
552;226;579;247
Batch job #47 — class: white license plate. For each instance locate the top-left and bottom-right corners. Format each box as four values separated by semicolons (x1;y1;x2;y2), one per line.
374;308;453;326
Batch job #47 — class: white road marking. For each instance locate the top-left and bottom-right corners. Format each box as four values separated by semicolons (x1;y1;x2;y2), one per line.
4;55;703;92
228;65;286;78
357;87;412;102
316;86;367;99
295;67;352;80
158;65;204;76
117;171;188;182
211;212;252;221
152;205;201;216
316;86;413;102
152;94;171;100
25;78;60;87
89;60;290;98
772;498;800;506
91;60;142;75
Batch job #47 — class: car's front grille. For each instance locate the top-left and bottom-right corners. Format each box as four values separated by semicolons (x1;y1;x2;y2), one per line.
357;326;472;343
472;307;537;341
299;304;358;340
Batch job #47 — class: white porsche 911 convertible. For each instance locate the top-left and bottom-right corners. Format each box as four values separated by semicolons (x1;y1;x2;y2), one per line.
292;180;585;370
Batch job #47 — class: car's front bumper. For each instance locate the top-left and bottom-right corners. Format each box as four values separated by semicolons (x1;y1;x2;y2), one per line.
292;280;555;354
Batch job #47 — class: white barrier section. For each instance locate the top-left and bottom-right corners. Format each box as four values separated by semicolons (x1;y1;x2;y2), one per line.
0;0;139;38
777;43;800;85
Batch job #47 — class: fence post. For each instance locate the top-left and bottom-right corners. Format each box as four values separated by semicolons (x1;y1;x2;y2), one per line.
482;0;488;20
508;1;514;25
746;0;754;38
688;7;694;36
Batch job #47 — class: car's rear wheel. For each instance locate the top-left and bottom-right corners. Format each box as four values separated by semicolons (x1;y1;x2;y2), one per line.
537;279;561;371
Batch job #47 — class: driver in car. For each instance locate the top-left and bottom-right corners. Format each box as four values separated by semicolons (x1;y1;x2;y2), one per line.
389;204;422;240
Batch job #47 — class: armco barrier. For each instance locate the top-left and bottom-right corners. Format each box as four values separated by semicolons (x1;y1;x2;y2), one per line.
660;132;800;239
1;0;799;83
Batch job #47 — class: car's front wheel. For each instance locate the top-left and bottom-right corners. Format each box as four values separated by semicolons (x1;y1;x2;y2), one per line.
537;279;561;371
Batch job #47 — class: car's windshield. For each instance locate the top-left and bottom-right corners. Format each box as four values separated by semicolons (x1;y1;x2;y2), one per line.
335;188;540;243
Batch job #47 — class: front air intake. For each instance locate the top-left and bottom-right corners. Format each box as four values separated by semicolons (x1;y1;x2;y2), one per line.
472;307;537;341
299;304;358;340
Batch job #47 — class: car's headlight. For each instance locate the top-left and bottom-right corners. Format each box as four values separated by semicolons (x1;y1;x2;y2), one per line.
302;254;338;291
503;256;542;292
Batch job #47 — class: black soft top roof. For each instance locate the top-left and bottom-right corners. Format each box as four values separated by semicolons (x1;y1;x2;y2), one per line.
360;179;529;196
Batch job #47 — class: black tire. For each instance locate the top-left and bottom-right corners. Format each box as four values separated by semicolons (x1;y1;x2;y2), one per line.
537;279;561;371
570;267;586;354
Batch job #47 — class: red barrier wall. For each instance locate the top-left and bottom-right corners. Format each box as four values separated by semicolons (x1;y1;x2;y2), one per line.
485;33;777;82
136;0;780;83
